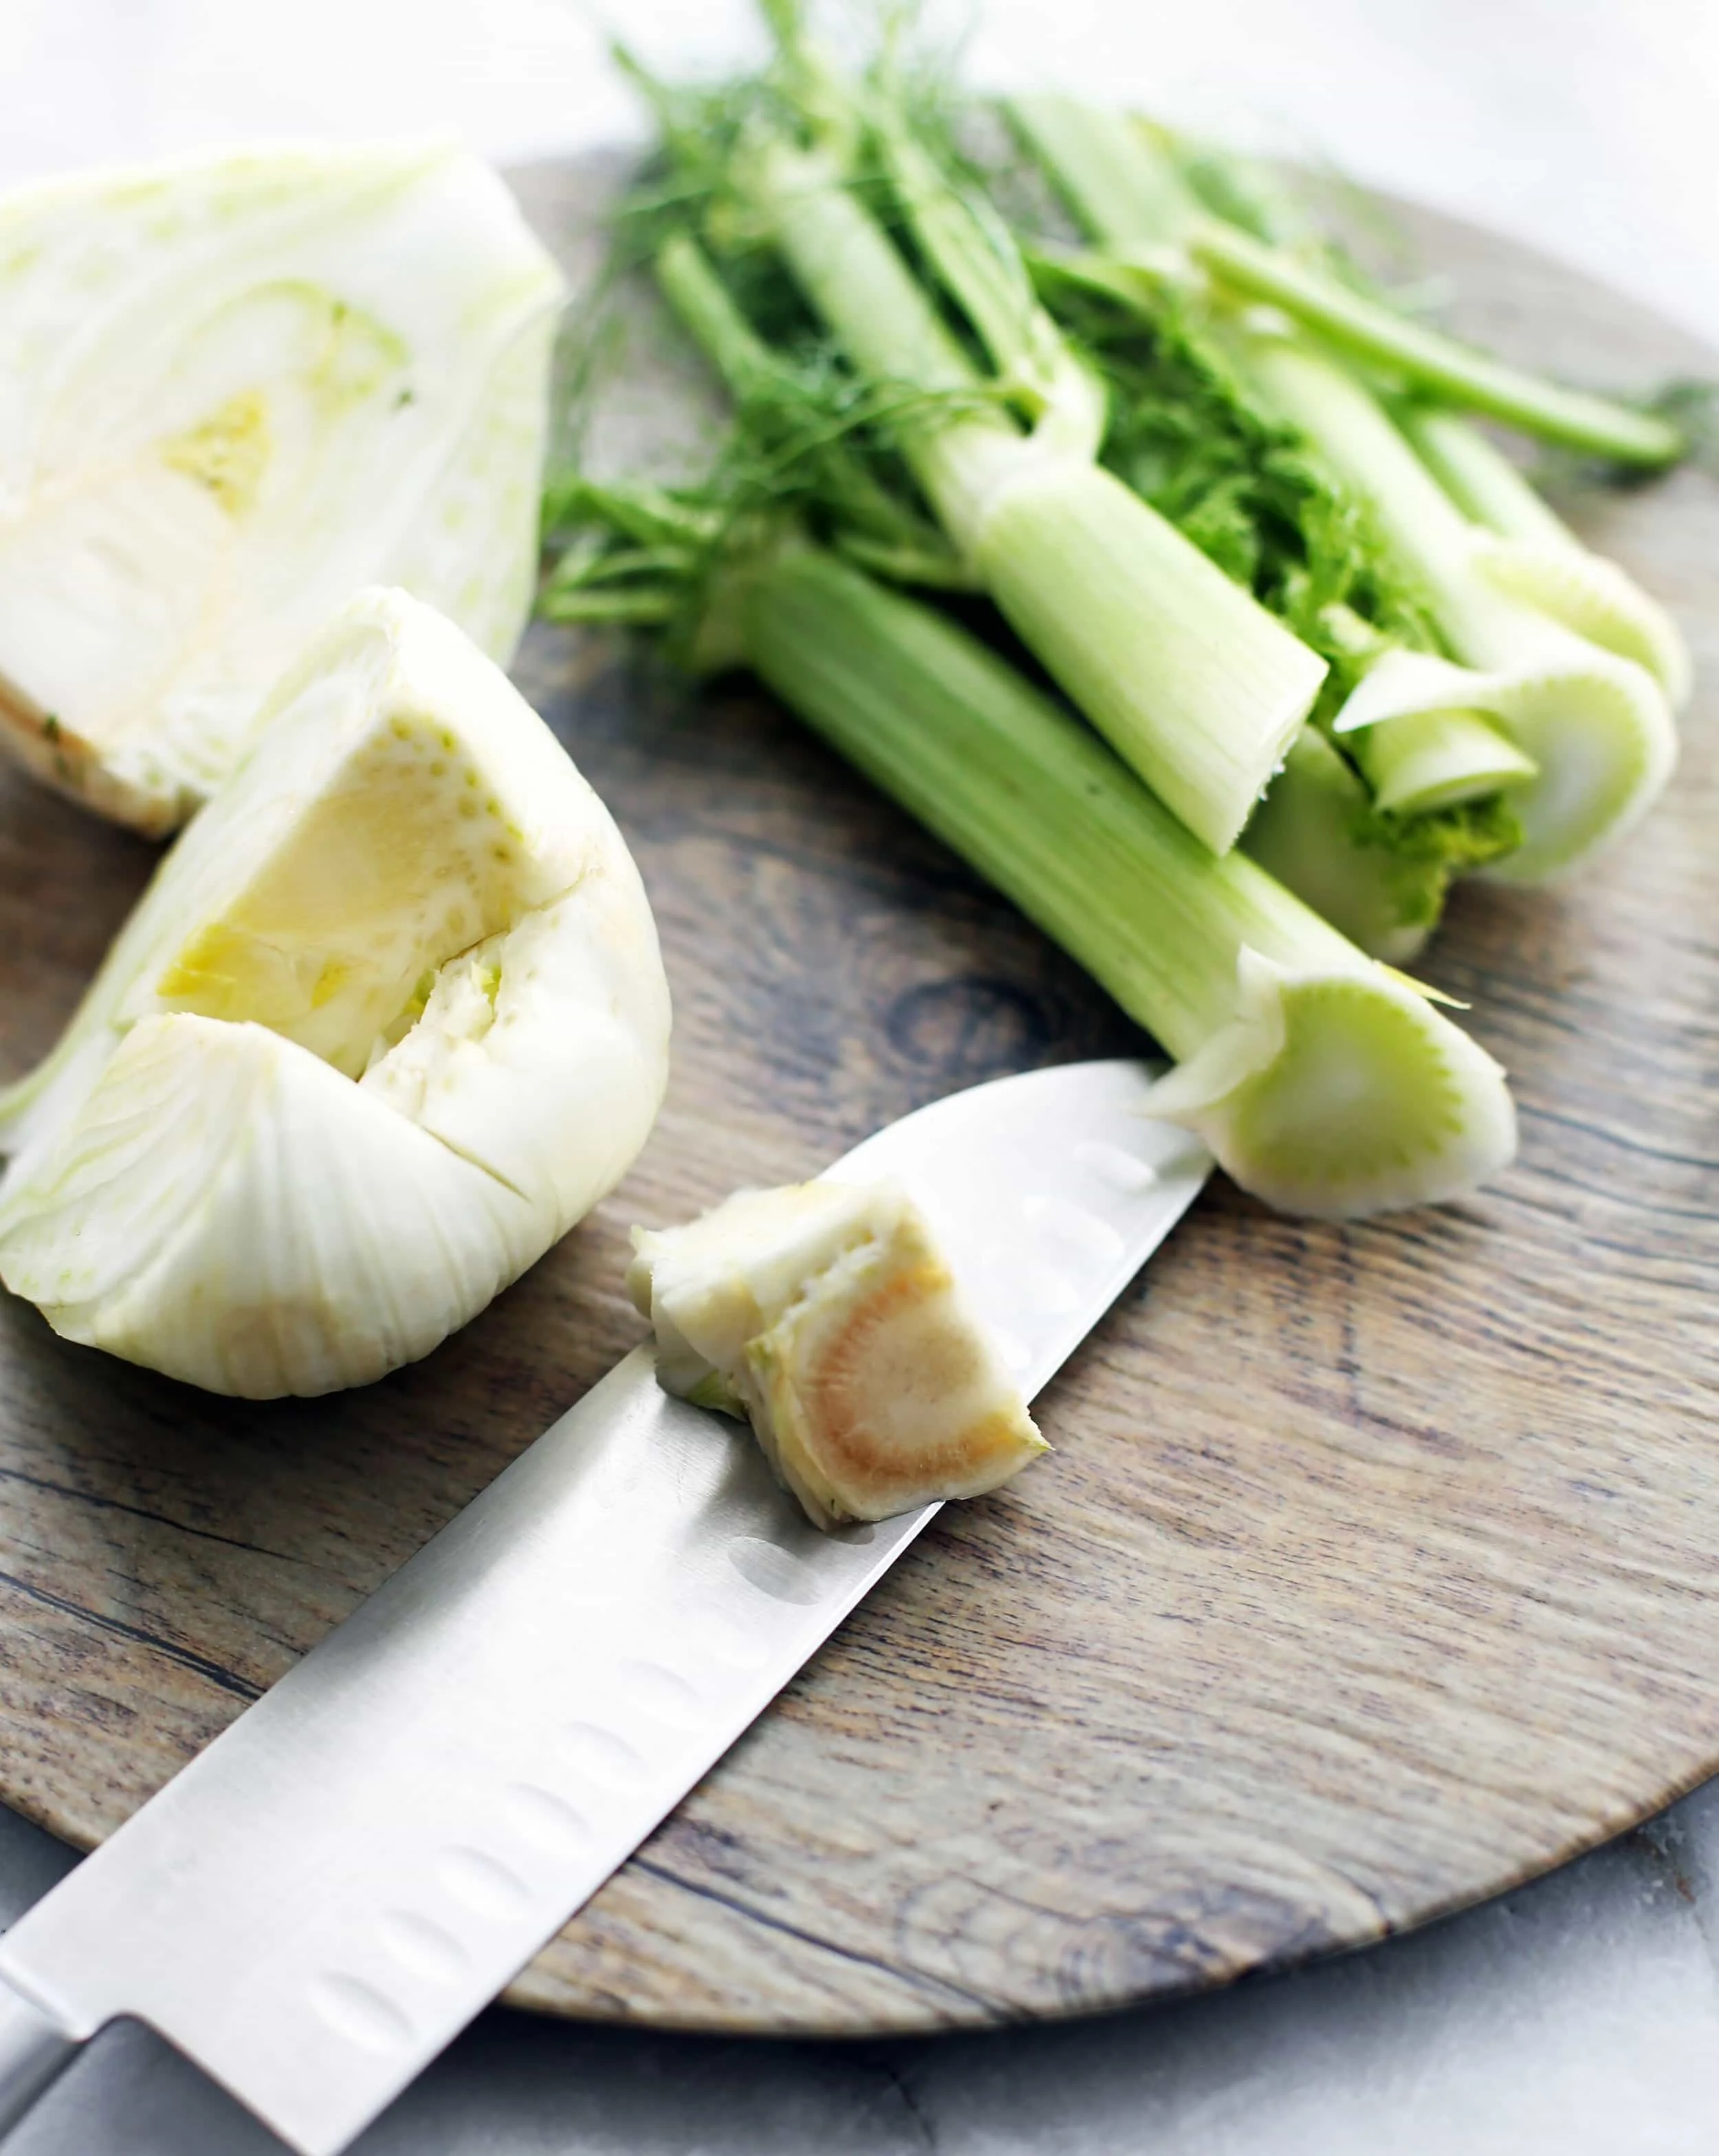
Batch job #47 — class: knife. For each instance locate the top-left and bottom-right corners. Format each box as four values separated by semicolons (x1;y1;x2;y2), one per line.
0;1058;1210;2155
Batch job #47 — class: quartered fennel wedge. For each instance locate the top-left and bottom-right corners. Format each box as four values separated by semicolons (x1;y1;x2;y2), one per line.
629;1181;1047;1529
0;589;671;1397
0;142;566;834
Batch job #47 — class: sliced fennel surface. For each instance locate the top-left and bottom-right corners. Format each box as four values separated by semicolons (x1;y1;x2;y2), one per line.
0;142;565;834
734;544;1515;1219
629;1179;1046;1529
0;589;671;1397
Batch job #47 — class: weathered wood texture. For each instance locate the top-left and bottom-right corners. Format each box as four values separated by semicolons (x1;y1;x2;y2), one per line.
0;160;1714;2036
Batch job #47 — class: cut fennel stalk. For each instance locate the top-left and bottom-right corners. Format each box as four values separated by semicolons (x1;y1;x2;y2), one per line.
1241;727;1474;965
1031;246;1541;842
1400;407;1693;709
0;589;671;1396
0;142;566;834
708;117;1327;854
708;540;1515;1219
1009;103;1680;880
618;230;1490;968
1007;102;1537;831
1244;337;1678;883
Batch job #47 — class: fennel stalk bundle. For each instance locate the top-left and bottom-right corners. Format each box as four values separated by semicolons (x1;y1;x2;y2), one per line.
539;0;1694;1223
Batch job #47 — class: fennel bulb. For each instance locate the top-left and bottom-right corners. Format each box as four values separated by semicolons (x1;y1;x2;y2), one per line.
628;1179;1047;1528
0;143;565;835
0;589;671;1397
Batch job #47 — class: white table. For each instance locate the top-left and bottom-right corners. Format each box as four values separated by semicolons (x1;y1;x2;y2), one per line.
6;0;1717;347
2;5;1716;2150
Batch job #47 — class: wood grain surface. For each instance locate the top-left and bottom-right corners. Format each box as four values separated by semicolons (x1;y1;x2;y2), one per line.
0;159;1714;2036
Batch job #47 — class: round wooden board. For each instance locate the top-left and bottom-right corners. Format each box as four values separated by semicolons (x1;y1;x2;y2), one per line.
0;158;1716;2038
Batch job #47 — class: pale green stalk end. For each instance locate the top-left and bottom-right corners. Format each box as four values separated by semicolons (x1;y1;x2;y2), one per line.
970;455;1328;853
1249;339;1679;881
1468;631;1678;884
1144;948;1516;1221
1472;538;1694;714
1333;638;1675;885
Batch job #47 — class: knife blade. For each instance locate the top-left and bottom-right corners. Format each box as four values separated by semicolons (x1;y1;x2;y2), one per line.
0;1058;1209;2155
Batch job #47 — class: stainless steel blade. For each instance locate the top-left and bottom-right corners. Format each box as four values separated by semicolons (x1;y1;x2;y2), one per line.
0;1060;1209;2156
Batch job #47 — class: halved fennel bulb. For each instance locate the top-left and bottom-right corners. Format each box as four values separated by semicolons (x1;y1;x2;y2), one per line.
0;589;672;1397
628;1180;1047;1529
0;142;566;834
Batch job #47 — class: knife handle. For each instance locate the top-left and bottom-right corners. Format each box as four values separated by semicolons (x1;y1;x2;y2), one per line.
0;1977;76;2137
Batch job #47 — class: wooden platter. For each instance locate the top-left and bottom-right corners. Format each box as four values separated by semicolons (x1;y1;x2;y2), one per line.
0;160;1715;2036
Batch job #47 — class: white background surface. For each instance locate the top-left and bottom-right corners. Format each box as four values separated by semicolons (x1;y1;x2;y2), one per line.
3;0;1718;346
1;3;1716;2153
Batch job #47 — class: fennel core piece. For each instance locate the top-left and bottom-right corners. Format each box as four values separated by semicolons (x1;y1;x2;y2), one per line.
630;1179;1047;1530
